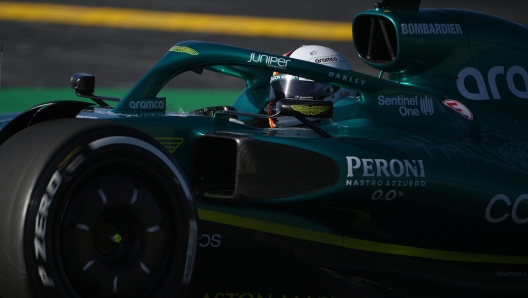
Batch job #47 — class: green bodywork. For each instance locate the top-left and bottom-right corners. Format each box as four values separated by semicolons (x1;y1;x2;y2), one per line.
2;7;528;285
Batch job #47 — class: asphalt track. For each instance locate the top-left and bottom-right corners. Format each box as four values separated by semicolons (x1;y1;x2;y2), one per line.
0;0;527;89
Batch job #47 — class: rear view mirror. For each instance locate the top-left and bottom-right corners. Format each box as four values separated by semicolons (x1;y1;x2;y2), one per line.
70;73;95;95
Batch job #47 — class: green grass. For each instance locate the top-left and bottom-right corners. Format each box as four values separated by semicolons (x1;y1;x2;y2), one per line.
0;87;242;113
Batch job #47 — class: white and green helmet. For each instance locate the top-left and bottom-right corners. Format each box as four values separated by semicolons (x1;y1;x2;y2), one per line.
268;45;358;127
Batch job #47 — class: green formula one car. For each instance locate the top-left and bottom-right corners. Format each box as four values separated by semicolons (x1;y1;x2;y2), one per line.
1;0;527;297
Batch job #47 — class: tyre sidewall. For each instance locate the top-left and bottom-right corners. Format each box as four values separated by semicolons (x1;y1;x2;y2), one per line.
9;120;195;297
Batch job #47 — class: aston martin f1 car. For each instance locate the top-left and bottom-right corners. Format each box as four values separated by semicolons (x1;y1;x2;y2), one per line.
1;1;527;297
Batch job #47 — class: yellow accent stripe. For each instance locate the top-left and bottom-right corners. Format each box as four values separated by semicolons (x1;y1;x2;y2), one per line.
0;2;352;41
343;237;528;264
154;137;184;153
198;209;528;264
198;209;343;246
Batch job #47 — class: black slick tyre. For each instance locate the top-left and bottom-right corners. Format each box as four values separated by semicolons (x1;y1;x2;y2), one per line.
0;119;197;298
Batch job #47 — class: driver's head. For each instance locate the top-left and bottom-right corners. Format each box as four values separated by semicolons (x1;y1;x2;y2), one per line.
268;45;357;127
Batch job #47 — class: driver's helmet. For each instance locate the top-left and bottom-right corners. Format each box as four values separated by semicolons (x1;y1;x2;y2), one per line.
268;45;358;128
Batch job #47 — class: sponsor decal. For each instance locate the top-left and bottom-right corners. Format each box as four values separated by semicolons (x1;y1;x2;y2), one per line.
270;73;300;83
247;53;291;70
346;157;426;177
457;66;528;100
371;189;405;200
311;56;338;64
496;271;528;277
129;99;166;110
345;156;426;187
35;148;88;288
485;194;528;224
199;234;221;248
154;137;184;153
291;105;329;116
35;170;64;288
271;50;295;75
347;179;426;187
203;294;336;298
169;46;199;55
442;99;473;120
338;91;355;98
377;95;434;116
401;23;462;35
328;71;366;86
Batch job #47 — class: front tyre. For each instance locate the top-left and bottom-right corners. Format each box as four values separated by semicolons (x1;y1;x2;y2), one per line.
0;119;197;298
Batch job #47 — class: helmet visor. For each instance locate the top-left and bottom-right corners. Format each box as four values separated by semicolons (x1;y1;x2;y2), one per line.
269;75;336;101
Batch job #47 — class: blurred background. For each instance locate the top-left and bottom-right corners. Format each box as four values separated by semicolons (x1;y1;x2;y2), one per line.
0;0;526;110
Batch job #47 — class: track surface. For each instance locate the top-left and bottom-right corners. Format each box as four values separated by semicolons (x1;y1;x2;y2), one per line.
0;0;526;88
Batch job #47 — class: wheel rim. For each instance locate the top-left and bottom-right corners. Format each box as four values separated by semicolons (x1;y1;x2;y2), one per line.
57;161;180;297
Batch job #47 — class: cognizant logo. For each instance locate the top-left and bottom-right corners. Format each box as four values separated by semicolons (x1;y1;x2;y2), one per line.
485;194;528;224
